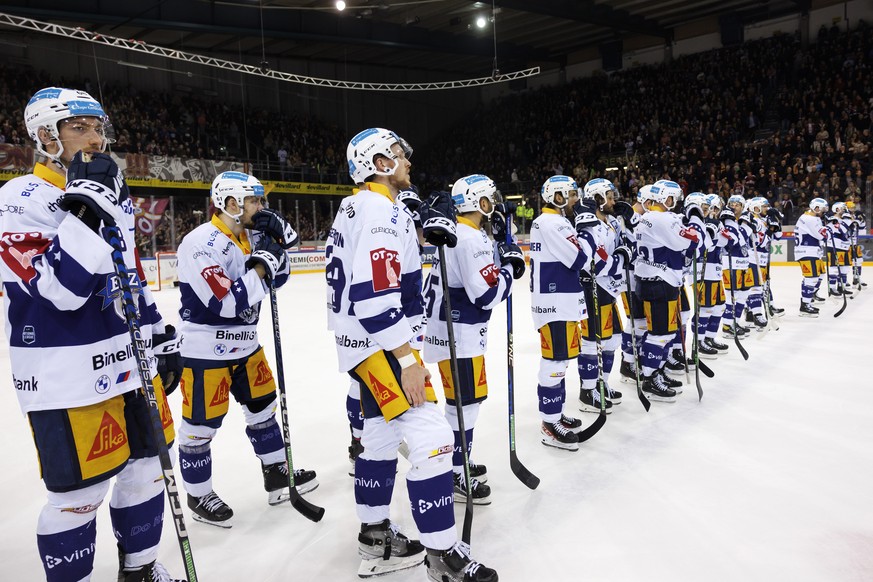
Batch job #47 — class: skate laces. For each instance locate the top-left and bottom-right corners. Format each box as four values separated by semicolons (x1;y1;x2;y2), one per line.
551;420;572;437
149;562;175;582
450;542;484;576
199;492;226;512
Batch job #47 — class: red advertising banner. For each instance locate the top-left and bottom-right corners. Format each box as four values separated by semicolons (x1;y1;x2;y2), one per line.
132;197;170;235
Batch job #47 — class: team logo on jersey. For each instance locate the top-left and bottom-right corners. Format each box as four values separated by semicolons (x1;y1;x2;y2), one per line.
477;365;487;387
479;264;499;287
159;393;173;430
210;378;230;407
94;374;111;394
566;235;581;250
97;273;141;321
22;325;36;345
541;334;551;351
254;361;273;386
369;247;401;292
367;371;399;408
201;265;233;300
570;326;580;350
86;411;128;461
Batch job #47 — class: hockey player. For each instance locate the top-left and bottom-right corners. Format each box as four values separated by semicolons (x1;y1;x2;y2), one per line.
0;88;183;581
848;203;866;288
328;127;497;581
744;197;770;331
794;198;830;317
175;171;317;528
634;180;704;402
696;195;731;356
720;195;753;336
827;202;854;297
763;203;786;317
616;187;647;385
530;175;592;450
574;178;629;413
423;174;524;505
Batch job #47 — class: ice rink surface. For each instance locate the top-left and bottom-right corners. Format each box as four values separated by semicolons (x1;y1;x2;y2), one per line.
1;267;872;582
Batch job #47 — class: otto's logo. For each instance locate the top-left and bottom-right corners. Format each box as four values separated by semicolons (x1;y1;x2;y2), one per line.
201;265;233;300
370;247;401;292
479;264;499;287
86;412;127;461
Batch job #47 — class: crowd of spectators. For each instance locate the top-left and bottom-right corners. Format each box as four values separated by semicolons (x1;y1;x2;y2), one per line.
3;21;872;251
416;22;873;224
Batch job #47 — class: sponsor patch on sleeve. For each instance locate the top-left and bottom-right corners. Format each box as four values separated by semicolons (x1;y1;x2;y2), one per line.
0;231;51;283
679;227;699;243
370;247;401;292
200;265;233;299
479;263;499;287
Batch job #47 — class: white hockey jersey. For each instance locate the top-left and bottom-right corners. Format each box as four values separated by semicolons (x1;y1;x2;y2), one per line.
177;214;288;361
702;219;729;281
422;216;513;362
575;215;626;298
529;208;589;329
828;216;852;251
720;214;751;271
634;208;701;287
0;163;164;413
325;182;424;372
794;212;826;259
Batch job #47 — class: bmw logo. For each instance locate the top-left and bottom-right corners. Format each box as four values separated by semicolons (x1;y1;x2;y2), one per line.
95;375;111;394
214;343;228;356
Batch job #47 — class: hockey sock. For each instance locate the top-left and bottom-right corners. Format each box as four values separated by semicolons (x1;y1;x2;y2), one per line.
748;292;764;315
577;353;598;389
355;458;398;524
602;351;615;383
37;519;97;582
621;330;634;363
347;382;364;439
407;470;455;550
444;402;479;472
110;492;164;564
640;333;668;377
801;279;815;305
829;272;839;292
706;305;724;339
537;381;566;423
179;442;213;498
722;301;734;325
245;416;285;465
696;310;709;338
450;429;474;473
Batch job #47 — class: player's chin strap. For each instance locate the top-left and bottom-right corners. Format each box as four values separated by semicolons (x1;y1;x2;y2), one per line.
222;207;244;225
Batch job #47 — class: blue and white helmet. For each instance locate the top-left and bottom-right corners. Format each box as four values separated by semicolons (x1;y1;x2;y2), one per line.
541;175;578;208
685;192;708;210
637;184;653;205
451;174;496;216
211;171;265;221
809;198;828;213
727;194;746;210
648;180;682;209
705;194;723;211
582;178;617;210
746;196;768;215
24;87;110;165
346;127;413;184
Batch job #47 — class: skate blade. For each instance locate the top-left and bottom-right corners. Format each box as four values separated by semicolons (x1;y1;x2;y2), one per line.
191;512;233;529
619;375;638;385
357;554;424;578
642;393;677;403
798;312;819;318
540;435;579;452
578;402;612;415
453;491;492;505
268;480;320;505
606;396;622;405
698;353;719;360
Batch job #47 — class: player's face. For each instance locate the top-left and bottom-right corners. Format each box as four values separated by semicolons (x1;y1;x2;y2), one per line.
478;196;493;216
601;191;616;214
56;116;107;163
240;195;265;227
386;143;411;190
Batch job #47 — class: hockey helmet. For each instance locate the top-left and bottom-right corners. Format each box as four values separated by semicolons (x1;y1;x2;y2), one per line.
809;197;828;214
582;178;617;210
704;194;723;210
727;194;746;211
648;180;682;210
451;174;496;217
211;171;265;221
541;175;578;208
346;127;413;184
24;87;111;166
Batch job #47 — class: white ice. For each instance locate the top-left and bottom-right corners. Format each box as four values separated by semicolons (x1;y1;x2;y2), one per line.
1;267;872;582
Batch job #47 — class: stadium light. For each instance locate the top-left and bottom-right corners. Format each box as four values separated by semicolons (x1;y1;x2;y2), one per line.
336;1;346;11
475;16;487;28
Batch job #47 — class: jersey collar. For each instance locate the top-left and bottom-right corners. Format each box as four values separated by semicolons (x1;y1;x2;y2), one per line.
355;181;393;202
457;215;478;229
542;208;561;215
211;213;251;254
33;162;65;190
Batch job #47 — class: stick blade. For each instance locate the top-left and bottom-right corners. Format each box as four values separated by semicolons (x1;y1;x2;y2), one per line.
510;454;540;490
576;412;606;443
290;492;325;522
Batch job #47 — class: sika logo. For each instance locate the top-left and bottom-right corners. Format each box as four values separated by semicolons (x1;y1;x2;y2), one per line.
367;371;398;408
254;361;273;386
210;378;230;407
86;412;127;461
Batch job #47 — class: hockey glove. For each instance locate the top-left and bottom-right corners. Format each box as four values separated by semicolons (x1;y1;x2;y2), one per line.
396;185;422;224
613;201;640;230
246;237;286;282
704;220;719;240
613;245;632;266
684;202;704;221
497;241;525;279
739;212;754;229
62;151;129;230
251;208;299;249
420;190;457;248
152;325;183;395
719;209;736;224
573;203;599;233
578;269;594;288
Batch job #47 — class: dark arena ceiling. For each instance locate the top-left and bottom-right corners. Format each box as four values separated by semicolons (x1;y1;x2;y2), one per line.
0;0;828;77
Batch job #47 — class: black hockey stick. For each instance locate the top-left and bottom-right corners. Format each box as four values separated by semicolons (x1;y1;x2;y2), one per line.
726;250;749;360
504;213;540;490
268;280;325;522
437;246;474;544
622;261;649;412
827;231;848;318
677;283;691;385
851;224;863;293
576;267;606;444
103;226;199;582
689;264;704;401
750;243;772;340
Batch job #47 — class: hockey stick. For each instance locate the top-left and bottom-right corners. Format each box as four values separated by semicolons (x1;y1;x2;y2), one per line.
761;248;779;332
750;240;771;340
504;213;540;490
103;226;199;582
851;224;862;293
690;262;704;401
437;246;474;545
677;283;691;385
827;231;848;318
619;224;649;412
267;280;326;522
576;264;607;444
726;250;749;360
690;249;716;380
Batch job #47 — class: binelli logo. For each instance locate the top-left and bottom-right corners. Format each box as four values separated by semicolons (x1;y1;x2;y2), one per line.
86;412;127;461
